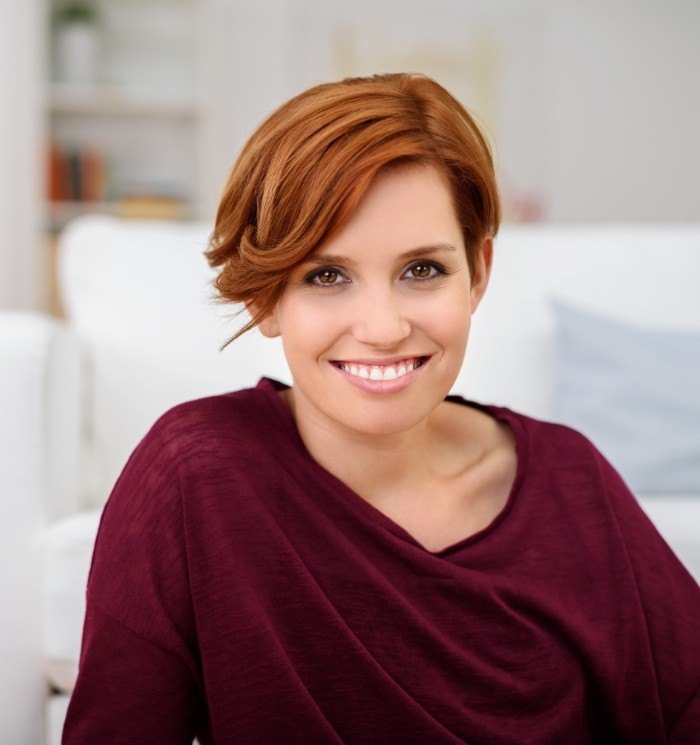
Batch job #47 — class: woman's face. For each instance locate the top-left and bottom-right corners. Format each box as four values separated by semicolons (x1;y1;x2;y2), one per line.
258;163;492;438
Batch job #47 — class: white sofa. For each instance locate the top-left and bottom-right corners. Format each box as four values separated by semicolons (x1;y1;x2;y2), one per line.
1;216;699;745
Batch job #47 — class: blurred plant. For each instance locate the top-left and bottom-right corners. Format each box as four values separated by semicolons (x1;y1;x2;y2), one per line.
52;2;101;85
53;3;98;26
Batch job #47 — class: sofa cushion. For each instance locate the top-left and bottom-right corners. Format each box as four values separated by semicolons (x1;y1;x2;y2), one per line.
550;296;700;494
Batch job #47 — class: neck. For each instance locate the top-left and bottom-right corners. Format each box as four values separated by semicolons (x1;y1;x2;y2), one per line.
281;387;468;503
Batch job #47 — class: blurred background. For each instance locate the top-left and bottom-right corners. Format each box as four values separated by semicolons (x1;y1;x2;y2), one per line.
2;0;699;316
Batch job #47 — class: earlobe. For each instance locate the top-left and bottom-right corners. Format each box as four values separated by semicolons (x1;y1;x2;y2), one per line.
469;237;494;315
257;315;281;338
246;302;281;338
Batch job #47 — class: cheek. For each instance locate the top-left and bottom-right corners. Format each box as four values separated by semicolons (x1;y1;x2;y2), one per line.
418;287;472;341
278;297;343;358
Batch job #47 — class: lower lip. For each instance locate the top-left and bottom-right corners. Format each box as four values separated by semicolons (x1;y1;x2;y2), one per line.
330;357;431;394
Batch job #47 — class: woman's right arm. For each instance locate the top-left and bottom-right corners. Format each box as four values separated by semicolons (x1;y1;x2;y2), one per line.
62;411;208;744
63;595;205;744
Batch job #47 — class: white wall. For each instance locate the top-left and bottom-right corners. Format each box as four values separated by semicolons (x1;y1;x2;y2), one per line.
0;0;43;311
199;0;307;221
213;0;700;223
545;0;700;221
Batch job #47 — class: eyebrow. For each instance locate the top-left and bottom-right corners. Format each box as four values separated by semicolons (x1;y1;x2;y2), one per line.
306;242;457;266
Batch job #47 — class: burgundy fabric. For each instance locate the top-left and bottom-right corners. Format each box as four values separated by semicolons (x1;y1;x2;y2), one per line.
63;377;700;744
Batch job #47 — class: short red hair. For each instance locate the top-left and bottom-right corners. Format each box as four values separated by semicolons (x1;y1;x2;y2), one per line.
204;72;500;347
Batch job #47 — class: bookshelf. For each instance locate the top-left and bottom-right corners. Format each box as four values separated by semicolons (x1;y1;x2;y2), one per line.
44;0;206;236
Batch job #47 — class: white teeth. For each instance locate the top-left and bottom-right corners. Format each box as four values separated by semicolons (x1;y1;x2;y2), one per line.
337;358;424;381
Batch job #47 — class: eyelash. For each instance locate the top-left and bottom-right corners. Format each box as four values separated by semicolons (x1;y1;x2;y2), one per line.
303;260;451;289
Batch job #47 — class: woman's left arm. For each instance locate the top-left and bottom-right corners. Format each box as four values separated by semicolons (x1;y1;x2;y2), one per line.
595;449;700;743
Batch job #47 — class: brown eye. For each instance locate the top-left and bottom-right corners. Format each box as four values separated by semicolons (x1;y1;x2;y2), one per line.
402;261;448;282
318;269;338;284
410;263;433;278
305;267;346;287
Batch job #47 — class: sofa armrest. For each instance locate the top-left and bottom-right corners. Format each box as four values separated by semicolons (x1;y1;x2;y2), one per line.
0;310;84;744
0;311;85;521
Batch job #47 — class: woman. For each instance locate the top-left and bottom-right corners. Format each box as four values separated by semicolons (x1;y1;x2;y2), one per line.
64;73;699;744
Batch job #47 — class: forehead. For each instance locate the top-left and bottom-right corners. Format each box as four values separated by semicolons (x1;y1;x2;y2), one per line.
314;163;464;259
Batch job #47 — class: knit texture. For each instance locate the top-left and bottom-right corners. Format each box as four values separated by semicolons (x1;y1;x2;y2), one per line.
63;377;700;744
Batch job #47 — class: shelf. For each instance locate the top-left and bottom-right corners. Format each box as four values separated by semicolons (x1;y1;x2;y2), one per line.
47;83;200;118
46;199;195;233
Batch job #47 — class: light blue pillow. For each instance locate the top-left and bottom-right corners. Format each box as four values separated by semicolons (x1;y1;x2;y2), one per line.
549;297;700;494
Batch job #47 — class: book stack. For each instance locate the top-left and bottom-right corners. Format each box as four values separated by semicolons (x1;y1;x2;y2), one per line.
47;141;108;203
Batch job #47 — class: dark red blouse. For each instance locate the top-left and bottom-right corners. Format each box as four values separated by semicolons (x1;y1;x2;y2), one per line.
63;377;700;744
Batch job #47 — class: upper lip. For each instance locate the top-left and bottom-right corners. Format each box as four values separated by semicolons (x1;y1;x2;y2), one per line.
331;355;430;366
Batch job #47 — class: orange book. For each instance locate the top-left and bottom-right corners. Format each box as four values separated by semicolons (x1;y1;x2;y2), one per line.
46;142;71;202
81;147;107;202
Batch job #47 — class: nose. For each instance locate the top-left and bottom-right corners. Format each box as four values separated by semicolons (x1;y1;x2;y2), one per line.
351;287;412;349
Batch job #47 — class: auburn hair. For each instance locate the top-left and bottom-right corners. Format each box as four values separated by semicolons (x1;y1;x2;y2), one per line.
204;72;501;348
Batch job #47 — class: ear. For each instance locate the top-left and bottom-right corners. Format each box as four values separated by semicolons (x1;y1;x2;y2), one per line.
246;302;281;338
469;236;494;315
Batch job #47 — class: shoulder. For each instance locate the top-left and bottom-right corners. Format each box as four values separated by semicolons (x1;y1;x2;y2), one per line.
496;404;604;468
146;384;284;463
158;384;269;432
450;395;605;475
472;402;645;519
498;405;654;527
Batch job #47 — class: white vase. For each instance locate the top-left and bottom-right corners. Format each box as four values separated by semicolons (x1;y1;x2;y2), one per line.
55;22;100;86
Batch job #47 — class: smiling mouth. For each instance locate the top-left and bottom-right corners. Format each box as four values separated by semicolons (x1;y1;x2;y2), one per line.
330;356;430;381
